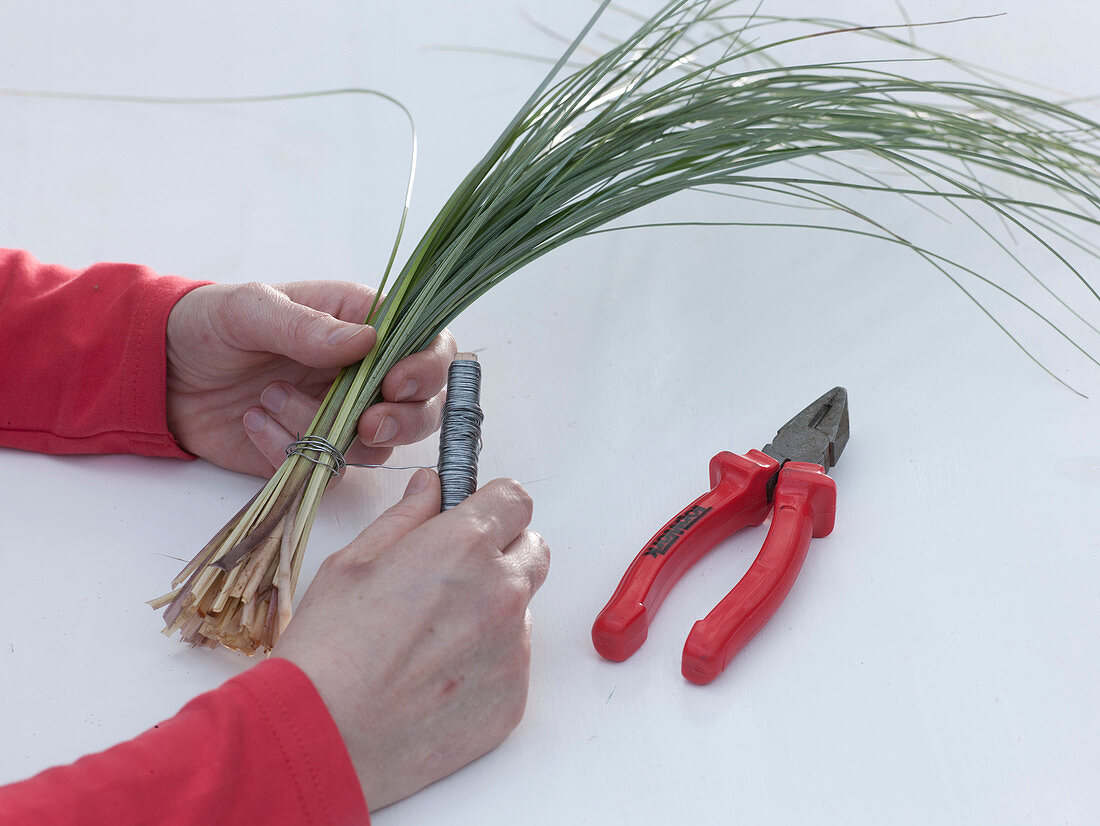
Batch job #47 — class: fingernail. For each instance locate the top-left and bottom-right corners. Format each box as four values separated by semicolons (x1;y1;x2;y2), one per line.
371;416;399;444
328;323;367;347
260;384;288;415
404;468;430;496
395;378;419;402
243;409;268;434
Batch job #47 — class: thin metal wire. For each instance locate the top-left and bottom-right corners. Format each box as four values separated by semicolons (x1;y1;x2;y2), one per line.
286;435;435;475
438;357;484;511
283;435;437;475
352;462;438;471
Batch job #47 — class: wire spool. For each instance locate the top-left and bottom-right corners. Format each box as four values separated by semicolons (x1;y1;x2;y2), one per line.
438;353;484;511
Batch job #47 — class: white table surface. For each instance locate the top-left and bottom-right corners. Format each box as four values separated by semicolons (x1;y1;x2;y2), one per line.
2;2;1098;824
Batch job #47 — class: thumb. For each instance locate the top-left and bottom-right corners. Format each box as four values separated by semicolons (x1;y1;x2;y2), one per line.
225;283;377;368
346;469;441;561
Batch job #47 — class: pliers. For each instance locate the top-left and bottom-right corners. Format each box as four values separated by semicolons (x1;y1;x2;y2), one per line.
592;387;850;685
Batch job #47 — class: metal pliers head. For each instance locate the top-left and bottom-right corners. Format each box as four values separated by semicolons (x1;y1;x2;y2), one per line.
763;386;849;473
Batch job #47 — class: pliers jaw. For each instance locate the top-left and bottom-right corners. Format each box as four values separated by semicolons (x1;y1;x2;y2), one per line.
763;386;849;474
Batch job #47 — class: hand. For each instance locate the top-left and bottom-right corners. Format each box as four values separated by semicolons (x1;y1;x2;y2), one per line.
274;470;550;810
165;281;456;476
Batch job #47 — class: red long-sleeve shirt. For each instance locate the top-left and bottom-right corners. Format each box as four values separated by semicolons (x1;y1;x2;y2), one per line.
0;249;369;824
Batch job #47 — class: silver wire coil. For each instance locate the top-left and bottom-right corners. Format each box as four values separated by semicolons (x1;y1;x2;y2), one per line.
438;356;484;511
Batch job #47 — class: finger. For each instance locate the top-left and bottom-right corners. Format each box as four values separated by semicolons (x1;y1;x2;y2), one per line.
357;393;445;448
220;282;377;370
277;280;379;325
448;478;534;555
260;381;323;439
381;329;458;403
346;469;441;558
502;530;551;599
243;405;300;472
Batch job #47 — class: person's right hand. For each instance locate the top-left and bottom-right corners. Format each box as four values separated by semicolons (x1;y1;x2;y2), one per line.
274;470;549;811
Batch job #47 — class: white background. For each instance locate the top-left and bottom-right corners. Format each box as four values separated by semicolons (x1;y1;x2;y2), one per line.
1;2;1098;824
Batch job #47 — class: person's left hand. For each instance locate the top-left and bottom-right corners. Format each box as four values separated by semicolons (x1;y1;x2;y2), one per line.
165;280;455;477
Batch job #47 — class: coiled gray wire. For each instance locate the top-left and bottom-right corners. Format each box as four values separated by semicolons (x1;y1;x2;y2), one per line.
438;354;484;511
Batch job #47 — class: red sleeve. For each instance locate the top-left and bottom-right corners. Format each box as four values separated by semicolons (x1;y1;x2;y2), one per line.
0;658;370;825
0;248;207;458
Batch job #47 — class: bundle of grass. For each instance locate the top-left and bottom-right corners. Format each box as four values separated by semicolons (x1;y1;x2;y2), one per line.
154;0;1100;652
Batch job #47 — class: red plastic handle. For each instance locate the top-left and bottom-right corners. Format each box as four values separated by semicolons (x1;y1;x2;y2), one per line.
681;462;836;685
592;450;779;662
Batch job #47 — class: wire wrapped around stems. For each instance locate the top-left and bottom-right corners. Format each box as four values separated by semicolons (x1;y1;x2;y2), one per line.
286;435;349;476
